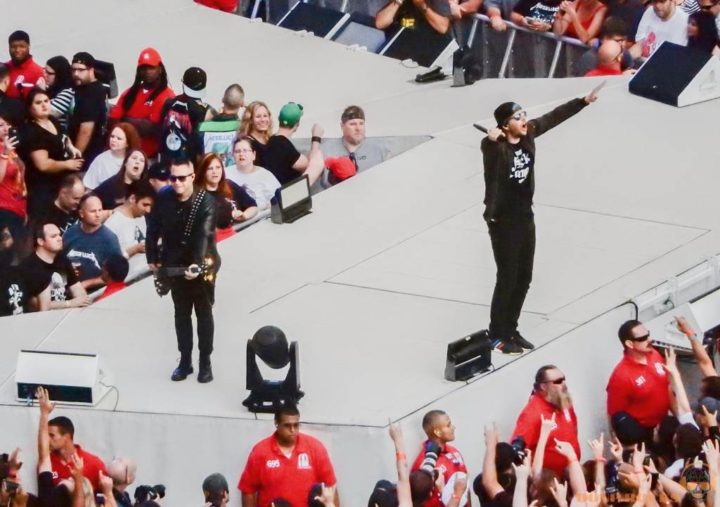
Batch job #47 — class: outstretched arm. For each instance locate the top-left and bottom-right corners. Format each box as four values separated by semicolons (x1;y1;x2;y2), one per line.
389;421;412;507
676;316;717;377
36;387;53;473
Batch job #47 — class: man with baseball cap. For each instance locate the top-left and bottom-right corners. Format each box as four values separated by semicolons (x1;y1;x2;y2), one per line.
482;87;600;355
70;51;108;168
263;102;326;186
5;30;43;99
320;105;389;188
109;48;175;158
158;66;214;162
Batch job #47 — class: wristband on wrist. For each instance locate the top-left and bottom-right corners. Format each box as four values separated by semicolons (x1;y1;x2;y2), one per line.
311;136;322;144
595;457;607;463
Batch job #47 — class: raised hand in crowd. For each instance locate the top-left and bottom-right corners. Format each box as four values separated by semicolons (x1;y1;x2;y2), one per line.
550;478;569;507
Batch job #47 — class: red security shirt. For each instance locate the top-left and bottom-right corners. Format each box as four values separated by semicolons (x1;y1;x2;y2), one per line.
195;0;239;11
109;86;175;157
5;57;43;99
584;66;623;77
606;348;670;428
50;444;107;491
411;441;468;507
238;433;337;507
511;393;580;476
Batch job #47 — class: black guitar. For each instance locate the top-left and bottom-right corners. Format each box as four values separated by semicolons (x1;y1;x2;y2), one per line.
152;257;216;296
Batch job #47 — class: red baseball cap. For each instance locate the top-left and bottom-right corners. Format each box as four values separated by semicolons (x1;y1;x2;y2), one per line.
325;157;356;182
137;47;162;67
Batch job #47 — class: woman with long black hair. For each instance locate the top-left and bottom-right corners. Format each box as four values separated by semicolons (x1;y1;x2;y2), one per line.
108;47;174;159
687;11;720;54
43;56;74;133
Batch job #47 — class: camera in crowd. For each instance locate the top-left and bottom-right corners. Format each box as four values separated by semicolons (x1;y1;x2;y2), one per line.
420;441;442;476
134;484;166;505
510;436;527;465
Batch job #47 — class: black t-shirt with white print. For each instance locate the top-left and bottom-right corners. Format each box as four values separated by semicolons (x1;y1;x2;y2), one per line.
0;265;51;317
20;252;79;303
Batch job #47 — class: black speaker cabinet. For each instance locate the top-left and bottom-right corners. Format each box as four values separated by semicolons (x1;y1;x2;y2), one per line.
629;41;720;107
445;330;492;381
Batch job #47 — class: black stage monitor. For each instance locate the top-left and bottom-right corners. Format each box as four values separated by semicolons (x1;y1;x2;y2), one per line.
629;42;720;107
277;2;350;39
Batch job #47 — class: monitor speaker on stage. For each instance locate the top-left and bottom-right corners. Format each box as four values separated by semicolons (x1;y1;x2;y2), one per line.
444;330;491;381
15;350;111;406
629;42;720;107
380;27;459;69
276;1;350;39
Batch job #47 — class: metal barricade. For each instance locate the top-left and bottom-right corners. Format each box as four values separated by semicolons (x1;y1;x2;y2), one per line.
239;1;589;78
468;14;589;78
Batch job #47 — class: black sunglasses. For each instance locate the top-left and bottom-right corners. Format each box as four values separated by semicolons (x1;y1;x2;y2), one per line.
169;173;193;183
543;377;566;385
631;333;650;342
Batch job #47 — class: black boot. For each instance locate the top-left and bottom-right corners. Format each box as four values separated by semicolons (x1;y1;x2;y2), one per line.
171;355;194;381
198;356;213;383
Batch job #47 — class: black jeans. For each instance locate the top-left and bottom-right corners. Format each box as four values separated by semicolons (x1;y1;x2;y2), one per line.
170;278;215;363
488;218;536;340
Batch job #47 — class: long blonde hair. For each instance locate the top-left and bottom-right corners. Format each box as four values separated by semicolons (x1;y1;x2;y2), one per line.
239;101;274;143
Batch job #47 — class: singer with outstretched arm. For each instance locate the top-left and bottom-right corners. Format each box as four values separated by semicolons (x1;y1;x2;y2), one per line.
481;86;601;355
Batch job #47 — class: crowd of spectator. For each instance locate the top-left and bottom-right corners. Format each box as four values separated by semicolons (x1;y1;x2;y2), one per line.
3;317;720;507
0;28;389;317
195;0;720;79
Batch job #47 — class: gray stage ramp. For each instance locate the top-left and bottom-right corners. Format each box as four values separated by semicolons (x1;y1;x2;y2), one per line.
2;1;720;505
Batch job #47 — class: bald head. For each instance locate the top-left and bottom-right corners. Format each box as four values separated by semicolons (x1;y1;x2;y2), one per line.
107;457;137;487
597;40;623;67
222;83;245;112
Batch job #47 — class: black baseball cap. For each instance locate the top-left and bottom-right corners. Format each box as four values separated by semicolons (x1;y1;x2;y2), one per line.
494;102;523;127
72;52;96;68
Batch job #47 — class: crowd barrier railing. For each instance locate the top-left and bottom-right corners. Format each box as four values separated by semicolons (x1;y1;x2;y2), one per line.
235;0;589;78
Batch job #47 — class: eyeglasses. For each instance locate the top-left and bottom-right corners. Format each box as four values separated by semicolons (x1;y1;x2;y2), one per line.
71;66;89;73
700;4;714;9
631;333;650;342
511;111;527;122
169;173;194;182
543;377;566;385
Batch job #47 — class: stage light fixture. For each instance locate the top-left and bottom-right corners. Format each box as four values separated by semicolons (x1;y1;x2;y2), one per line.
242;326;304;413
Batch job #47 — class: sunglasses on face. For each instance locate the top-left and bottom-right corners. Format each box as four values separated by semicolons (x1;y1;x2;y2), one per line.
631;333;650;342
169;173;193;183
543;377;566;385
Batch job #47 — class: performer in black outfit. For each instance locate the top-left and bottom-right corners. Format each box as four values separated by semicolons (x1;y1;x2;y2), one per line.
146;158;219;383
482;86;600;355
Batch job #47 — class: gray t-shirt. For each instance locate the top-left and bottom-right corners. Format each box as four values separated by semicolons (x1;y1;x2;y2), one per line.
319;137;389;189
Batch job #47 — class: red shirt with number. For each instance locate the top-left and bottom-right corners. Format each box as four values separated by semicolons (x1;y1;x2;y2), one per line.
5;57;43;99
511;392;580;476
411;441;468;507
606;347;670;428
238;433;337;507
108;86;175;157
50;444;107;491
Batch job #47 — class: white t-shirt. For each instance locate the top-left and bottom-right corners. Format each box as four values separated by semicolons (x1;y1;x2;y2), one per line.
104;209;147;281
636;5;689;57
83;150;124;189
225;165;280;210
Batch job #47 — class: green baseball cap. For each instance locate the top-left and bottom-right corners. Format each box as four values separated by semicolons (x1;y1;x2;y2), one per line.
278;102;304;127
